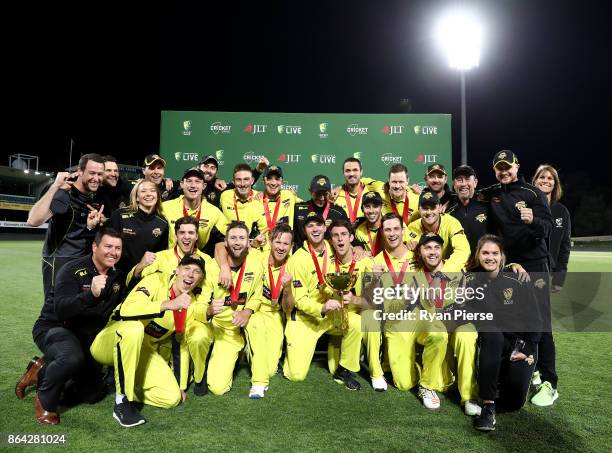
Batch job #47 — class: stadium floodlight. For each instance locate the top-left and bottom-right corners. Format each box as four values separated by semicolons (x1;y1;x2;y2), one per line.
23;169;29;174
436;9;483;165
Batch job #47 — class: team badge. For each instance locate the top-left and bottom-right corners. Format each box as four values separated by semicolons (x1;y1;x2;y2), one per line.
423;191;433;200
112;282;121;293
498;151;507;159
476;213;487;223
556;218;563;227
534;278;546;289
209;192;217;201
515;201;527;210
152;228;162;237
503;288;513;303
317;178;326;186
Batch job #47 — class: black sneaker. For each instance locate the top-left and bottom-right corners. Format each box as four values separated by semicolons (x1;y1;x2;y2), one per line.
474;403;496;432
193;377;208;397
333;365;361;391
113;397;146;427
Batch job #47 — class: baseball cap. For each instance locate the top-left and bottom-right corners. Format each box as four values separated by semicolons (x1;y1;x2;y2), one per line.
263;165;283;178
182;167;205;180
362;191;383;207
493;150;519;168
179;254;206;273
198;155;219;167
304;210;325;226
419;189;440;207
426;163;447;176
309;175;331;192
452;165;477;180
417;232;444;247
144;154;166;168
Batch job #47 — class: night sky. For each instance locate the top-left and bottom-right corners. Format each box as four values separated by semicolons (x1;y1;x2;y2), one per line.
6;1;611;195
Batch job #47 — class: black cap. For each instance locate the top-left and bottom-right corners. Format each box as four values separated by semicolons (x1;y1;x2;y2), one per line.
198;155;219;167
426;163;447;176
309;175;331;192
452;165;477;180
182;167;205;180
144;154;166;167
179;254;206;273
362;191;383;207
419;189;440;207
417;232;444;247
263;165;283;178
304;210;325;226
493;150;519;168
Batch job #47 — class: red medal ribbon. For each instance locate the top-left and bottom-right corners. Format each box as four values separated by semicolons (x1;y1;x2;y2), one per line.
183;199;202;222
268;256;286;302
233;190;253;222
367;227;382;256
334;255;356;274
230;258;247;303
173;245;182;265
308;201;331;221
425;272;447;309
421;219;441;235
391;193;410;224
344;183;365;224
169;287;177;300
307;242;328;286
263;194;282;231
383;250;411;285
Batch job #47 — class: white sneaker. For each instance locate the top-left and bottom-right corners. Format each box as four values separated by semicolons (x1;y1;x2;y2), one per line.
532;370;542;386
418;386;440;410
464;400;482;416
371;376;388;392
249;385;266;399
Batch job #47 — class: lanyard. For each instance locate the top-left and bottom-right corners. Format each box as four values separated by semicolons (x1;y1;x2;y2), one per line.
307;242;328;287
230;258;247;304
425;271;447;309
183;199;201;222
383;250;411;285
308;201;331;221
268;257;286;303
367;227;382;256
233;190;253;222
391;192;410;224
334;255;356;274
173;245;182;265
263;194;282;231
344;183;365;224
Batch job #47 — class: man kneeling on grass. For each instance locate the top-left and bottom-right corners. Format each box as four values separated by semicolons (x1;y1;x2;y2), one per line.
90;254;206;427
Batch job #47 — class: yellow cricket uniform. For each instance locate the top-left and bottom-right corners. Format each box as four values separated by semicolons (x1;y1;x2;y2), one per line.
90;273;199;408
162;195;228;250
282;242;362;381
219;189;261;231
125;246;212;285
186;251;264;395
412;262;478;403
244;251;289;387
334;177;379;224
249;190;302;252
380;188;421;224
406;214;471;270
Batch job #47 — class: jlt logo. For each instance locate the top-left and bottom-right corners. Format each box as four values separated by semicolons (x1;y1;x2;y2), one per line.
243;123;267;134
415;154;438;165
278;153;301;163
381;125;404;135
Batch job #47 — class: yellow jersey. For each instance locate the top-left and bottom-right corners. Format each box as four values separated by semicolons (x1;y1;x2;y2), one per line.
219;189;261;232
334;177;379;224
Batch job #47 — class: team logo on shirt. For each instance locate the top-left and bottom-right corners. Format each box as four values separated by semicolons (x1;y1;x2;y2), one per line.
152;228;162;237
515;201;527;210
244;272;254;282
503;288;513;304
208;192;217;201
112;282;121;293
534;278;546;289
555;218;563;227
475;213;487;223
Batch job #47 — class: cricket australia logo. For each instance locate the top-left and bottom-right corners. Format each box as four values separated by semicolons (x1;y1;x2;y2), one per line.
515;201;527;211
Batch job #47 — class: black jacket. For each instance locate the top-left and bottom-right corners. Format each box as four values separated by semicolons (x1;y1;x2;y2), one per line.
34;255;125;345
97;177;132;214
293;201;348;250
447;195;491;254
549;202;571;286
481;177;553;266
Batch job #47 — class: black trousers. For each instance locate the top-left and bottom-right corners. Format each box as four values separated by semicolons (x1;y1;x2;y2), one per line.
41;257;74;302
33;325;103;412
478;332;537;411
521;260;558;388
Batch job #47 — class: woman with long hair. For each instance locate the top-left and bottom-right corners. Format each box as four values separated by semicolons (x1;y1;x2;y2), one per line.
468;235;541;431
109;179;169;274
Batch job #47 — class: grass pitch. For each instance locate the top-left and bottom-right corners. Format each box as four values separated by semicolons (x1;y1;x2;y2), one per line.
0;241;611;452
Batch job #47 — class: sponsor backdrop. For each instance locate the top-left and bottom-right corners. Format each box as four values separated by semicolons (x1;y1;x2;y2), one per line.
160;111;451;198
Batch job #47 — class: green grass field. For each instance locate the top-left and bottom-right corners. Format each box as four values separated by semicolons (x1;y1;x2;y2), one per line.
1;241;611;452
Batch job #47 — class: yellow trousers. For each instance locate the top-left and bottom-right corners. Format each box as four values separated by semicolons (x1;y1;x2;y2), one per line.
185;317;244;395
385;320;448;391
283;311;362;381
444;324;479;403
244;307;284;387
90;320;181;409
